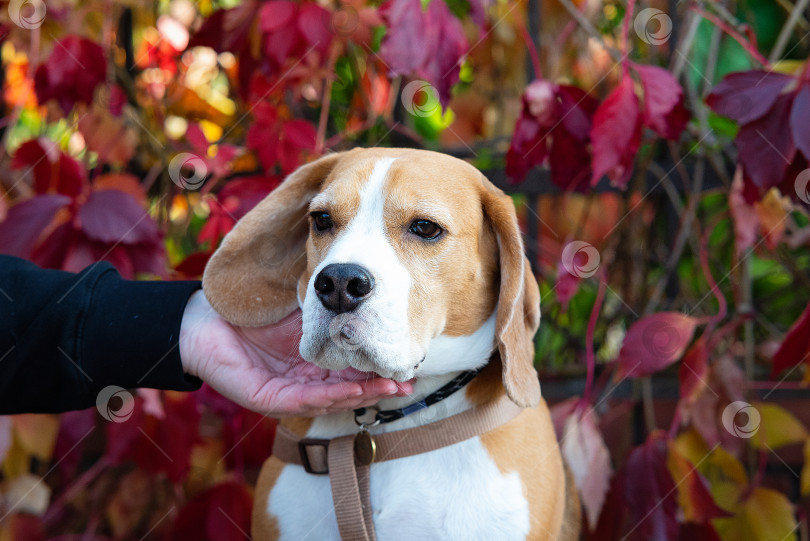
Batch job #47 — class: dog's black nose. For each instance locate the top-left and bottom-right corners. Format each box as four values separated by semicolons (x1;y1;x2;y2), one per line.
314;263;375;313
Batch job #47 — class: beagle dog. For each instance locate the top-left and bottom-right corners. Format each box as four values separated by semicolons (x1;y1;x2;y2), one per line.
202;148;580;540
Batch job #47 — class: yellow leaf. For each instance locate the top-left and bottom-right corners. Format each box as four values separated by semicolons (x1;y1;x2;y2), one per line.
771;60;806;75
674;429;747;485
11;414;59;461
713;487;797;541
754;188;790;250
667;441;728;522
750;403;807;450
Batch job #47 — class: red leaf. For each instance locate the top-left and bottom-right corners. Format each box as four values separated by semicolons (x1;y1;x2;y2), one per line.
34;36;106;114
31;221;77;270
283;119;317;150
78;190;160;245
678;338;708;406
556;84;598;140
170;482;252;540
549;125;592;192
107;392;200;482
297;4;333;56
634;63;689;139
0;194;71;258
790;84;810;162
259;0;297;32
52;409;95;484
174;251;212;278
198;197;237;249
771;302;810;378
706;70;791;126
264;24;301;68
590;75;642;188
506;115;547;182
678;523;721;541
736;94;796;191
189;2;257;53
379;0;467;105
616;312;699;378
12;138;86;197
222;409;278;470
218;175;281;220
6;514;45;541
623;432;678;541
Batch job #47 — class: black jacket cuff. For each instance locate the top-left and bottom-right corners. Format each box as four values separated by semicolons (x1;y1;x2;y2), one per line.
81;271;203;393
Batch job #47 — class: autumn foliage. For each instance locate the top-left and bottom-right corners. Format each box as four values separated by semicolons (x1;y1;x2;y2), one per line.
1;0;810;539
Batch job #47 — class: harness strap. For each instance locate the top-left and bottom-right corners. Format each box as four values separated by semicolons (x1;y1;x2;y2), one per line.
328;436;377;541
272;393;524;541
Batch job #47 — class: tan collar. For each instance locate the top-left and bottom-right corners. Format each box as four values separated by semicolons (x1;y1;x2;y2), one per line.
272;393;524;541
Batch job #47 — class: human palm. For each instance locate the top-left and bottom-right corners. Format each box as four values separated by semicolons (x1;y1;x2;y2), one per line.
179;290;411;416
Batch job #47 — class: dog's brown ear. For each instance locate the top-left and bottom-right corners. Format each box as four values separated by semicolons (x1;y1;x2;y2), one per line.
202;153;343;326
479;179;541;408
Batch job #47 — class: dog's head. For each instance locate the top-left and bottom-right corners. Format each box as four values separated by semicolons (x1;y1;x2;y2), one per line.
202;148;541;407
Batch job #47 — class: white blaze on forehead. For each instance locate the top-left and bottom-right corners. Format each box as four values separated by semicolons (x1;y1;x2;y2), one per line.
321;157;399;263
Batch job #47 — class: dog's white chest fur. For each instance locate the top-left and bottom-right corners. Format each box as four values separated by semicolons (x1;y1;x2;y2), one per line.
267;437;530;541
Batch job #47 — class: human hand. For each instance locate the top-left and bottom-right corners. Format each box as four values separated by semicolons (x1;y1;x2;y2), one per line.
178;290;413;416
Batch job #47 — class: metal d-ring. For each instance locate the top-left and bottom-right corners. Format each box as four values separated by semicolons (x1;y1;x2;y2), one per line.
354;406;381;428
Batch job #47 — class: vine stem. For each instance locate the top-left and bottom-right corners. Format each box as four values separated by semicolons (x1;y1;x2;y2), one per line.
689;5;771;68
622;0;637;59
315;47;340;154
517;17;542;79
584;274;607;404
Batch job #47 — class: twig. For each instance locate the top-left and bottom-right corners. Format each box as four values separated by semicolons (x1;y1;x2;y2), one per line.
769;0;810;63
517;17;542;79
643;154;705;314
584;276;607;404
315;48;340;154
690;4;771;67
672;11;703;79
555;0;624;63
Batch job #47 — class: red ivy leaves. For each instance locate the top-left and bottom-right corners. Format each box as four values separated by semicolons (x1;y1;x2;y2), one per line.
0;139;165;278
590;74;642;187
508;64;688;189
590;64;688;188
506;80;598;191
623;432;679;541
169;482;253;540
106;392;200;483
34;36;106;114
379;0;468;105
246;102;317;174
259;1;333;68
616;312;699;378
707;69;810;203
12;138;86;198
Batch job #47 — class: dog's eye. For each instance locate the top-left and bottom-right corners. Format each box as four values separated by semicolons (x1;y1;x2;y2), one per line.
311;212;333;232
409;219;442;240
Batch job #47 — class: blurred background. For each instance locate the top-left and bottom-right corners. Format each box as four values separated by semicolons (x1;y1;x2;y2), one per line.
0;0;809;539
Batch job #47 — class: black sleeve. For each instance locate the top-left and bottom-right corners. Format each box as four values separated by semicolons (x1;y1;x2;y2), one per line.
0;255;203;414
